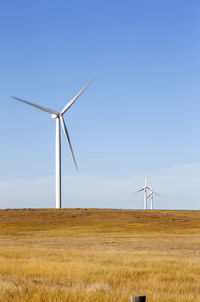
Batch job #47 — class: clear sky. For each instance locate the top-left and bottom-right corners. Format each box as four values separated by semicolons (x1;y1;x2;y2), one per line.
1;0;200;209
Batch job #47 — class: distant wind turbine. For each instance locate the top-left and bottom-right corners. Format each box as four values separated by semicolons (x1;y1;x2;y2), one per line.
135;177;151;209
12;78;94;209
147;184;161;209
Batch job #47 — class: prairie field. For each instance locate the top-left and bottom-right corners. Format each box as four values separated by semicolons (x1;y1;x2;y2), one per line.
0;209;199;302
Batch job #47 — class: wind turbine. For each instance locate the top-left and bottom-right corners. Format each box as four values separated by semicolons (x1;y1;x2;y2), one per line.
135;177;151;209
12;79;94;209
147;184;161;209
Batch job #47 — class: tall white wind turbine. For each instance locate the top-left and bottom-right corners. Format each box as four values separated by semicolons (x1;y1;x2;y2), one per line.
135;177;150;209
12;79;94;209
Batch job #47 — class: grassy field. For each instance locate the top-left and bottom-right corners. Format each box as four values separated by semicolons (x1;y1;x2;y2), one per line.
0;209;199;302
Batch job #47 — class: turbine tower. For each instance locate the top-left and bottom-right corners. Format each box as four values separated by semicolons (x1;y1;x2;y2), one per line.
135;177;150;209
12;79;93;209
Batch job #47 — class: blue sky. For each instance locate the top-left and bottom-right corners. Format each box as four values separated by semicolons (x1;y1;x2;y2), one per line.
1;0;200;209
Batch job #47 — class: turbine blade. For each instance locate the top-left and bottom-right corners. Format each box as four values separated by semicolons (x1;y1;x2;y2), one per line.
135;188;145;193
153;192;165;197
145;176;147;187
147;193;153;199
60;116;78;170
150;191;166;198
61;78;94;115
12;96;59;115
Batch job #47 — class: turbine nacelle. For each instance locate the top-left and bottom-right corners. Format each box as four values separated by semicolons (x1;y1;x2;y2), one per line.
52;114;58;119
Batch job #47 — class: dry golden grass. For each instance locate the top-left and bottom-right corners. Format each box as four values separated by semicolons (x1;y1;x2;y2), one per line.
0;209;199;301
